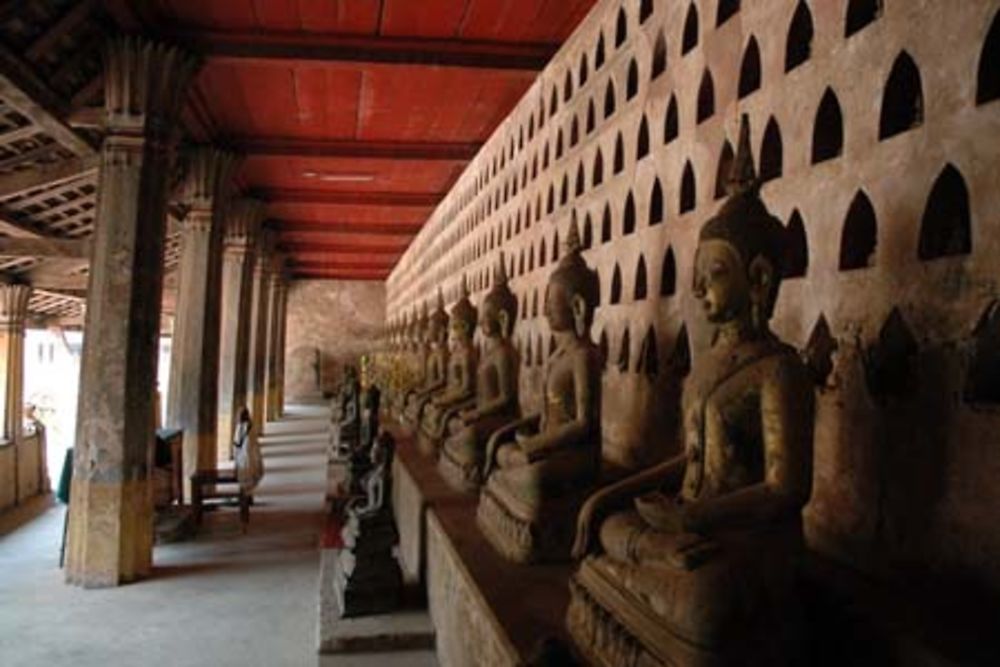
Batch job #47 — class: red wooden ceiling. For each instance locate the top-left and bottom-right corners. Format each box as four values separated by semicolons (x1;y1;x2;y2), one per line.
144;0;598;280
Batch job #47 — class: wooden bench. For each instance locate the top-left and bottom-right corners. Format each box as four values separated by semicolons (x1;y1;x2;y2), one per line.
190;470;250;533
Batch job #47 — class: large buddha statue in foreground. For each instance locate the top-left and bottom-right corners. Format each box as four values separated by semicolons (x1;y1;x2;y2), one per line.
417;278;479;456
566;117;815;667
476;222;601;563
439;255;520;491
402;290;449;430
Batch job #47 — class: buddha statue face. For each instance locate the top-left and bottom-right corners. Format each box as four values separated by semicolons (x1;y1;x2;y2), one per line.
479;304;500;338
544;280;579;334
693;240;752;325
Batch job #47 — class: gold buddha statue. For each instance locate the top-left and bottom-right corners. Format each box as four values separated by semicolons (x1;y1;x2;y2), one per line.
388;308;423;420
566;116;815;667
402;289;450;431
417;277;479;456
439;255;520;492
476;220;602;563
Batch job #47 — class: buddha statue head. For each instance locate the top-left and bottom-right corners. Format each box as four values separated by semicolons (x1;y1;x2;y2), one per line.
429;288;449;347
480;252;518;340
449;276;478;346
413;303;429;347
695;115;786;337
545;220;599;339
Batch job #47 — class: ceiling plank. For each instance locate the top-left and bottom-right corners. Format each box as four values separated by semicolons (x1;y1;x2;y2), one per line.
259;188;441;207
0;237;90;258
0;154;99;200
238;136;479;161
167;29;557;72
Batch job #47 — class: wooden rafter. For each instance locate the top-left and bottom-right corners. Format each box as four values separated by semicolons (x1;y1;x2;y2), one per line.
238;137;479;161
272;220;421;236
166;29;557;72
0;44;95;157
0;237;90;259
0;154;99;200
259;188;441;207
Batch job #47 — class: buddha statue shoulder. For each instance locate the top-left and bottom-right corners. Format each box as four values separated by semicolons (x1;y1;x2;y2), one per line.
439;255;521;491
418;278;479;456
566;116;815;667
476;221;602;563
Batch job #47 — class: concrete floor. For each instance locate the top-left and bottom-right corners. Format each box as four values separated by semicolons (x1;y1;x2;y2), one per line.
0;404;436;667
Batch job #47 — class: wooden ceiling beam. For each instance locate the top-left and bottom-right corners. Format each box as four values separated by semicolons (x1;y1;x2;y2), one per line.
237;136;479;161
0;237;90;259
0;44;95;157
167;29;557;72
280;242;405;257
26;0;99;62
271;219;421;236
0;154;99;200
259;188;441;207
292;270;389;281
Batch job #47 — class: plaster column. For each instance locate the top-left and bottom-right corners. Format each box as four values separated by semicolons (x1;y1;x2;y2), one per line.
66;38;198;587
216;200;261;460
0;284;31;500
263;258;284;422
166;147;239;499
245;231;272;452
273;275;289;418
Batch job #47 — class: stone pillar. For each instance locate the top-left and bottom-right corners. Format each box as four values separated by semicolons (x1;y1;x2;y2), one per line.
264;258;284;422
245;230;272;452
217;200;262;461
66;38;198;587
166;147;239;499
0;283;31;500
272;274;289;418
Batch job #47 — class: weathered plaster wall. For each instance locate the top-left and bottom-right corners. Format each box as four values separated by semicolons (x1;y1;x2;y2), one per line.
285;280;385;400
386;0;1000;592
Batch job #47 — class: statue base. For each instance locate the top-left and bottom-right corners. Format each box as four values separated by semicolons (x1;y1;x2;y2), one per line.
333;509;403;618
437;445;482;494
476;479;585;564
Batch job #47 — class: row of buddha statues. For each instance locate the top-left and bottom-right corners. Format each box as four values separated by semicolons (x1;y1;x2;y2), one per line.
375;117;817;666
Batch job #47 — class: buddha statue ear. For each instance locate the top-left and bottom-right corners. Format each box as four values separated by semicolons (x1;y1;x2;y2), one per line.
747;254;776;331
571;293;588;339
498;310;511;339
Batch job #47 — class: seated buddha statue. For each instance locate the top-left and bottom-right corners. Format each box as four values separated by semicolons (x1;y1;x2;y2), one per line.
476;221;602;563
566;117;815;667
439;254;520;492
402;290;450;430
330;365;361;461
391;306;428;422
418;278;479;457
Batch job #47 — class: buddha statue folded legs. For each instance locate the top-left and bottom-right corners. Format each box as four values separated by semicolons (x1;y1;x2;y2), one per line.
476;223;602;563
417;278;479;457
567;117;815;667
439;256;520;491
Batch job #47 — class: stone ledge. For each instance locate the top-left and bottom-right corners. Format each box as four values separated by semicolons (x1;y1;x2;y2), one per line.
426;497;579;666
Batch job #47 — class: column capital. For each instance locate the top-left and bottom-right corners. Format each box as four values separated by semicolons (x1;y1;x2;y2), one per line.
104;37;201;140
0;283;31;328
177;146;242;215
224;198;264;251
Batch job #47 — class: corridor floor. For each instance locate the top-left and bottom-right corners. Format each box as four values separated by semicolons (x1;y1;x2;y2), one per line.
0;405;436;667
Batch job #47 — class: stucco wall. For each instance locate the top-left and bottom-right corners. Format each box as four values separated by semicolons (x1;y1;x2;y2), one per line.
385;0;1000;591
284;280;385;400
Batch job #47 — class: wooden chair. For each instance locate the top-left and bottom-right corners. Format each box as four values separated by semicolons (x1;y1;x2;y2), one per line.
190;470;250;533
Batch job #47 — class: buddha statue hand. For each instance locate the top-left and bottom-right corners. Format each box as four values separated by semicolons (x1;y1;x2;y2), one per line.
571;456;687;559
482;414;541;478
